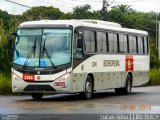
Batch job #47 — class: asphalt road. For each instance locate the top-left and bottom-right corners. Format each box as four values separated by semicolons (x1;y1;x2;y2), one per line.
0;86;160;120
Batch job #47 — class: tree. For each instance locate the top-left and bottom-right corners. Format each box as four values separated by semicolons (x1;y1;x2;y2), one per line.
60;12;73;19
61;5;101;20
22;6;63;20
0;9;12;29
108;5;134;24
72;4;93;19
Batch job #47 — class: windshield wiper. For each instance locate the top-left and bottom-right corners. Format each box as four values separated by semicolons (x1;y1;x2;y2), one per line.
42;36;57;69
23;37;37;68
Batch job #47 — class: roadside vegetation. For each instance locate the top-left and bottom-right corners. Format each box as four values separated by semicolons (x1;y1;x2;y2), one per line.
148;69;160;86
0;4;160;94
0;71;11;95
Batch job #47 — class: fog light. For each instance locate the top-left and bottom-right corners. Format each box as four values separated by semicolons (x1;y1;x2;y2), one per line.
13;86;18;90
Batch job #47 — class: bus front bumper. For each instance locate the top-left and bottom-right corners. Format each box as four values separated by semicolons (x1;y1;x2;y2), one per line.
12;76;72;94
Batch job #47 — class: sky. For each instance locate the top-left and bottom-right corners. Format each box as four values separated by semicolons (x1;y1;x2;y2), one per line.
0;0;160;15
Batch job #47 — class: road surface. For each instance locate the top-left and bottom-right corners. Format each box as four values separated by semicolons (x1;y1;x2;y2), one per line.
0;86;160;119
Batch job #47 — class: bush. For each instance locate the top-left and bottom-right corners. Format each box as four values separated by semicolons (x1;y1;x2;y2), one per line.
0;71;11;95
147;69;160;86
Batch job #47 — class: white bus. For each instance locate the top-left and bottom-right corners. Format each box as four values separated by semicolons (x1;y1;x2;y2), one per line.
9;19;149;100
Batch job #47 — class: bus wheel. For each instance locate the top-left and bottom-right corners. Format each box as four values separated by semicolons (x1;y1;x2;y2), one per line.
31;93;43;100
80;76;93;99
115;74;132;95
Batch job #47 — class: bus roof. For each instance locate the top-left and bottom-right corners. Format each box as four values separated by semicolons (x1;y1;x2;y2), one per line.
18;19;148;35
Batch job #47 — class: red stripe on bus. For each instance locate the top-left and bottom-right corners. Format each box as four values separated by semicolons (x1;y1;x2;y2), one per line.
126;55;134;72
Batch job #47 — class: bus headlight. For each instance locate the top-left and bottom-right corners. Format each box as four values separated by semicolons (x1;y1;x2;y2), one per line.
61;74;69;81
57;74;69;81
54;74;70;87
12;73;21;81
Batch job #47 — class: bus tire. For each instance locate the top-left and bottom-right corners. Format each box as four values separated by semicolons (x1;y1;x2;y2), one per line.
31;93;43;100
80;76;93;99
115;74;132;95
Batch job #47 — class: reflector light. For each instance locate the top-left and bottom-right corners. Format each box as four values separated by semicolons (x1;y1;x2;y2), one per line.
54;82;65;86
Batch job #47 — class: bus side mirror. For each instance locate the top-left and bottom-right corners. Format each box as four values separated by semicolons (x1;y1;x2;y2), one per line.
77;38;83;49
78;31;82;38
8;32;18;49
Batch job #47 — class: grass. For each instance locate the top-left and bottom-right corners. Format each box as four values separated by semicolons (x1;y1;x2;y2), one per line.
0;71;12;95
0;69;160;95
147;68;160;86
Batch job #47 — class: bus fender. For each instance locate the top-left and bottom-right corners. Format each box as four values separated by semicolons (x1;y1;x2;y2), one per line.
125;71;133;85
83;71;94;92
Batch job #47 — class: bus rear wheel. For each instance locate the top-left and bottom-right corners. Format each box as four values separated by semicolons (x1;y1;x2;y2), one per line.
31;93;43;100
80;76;93;99
115;74;132;95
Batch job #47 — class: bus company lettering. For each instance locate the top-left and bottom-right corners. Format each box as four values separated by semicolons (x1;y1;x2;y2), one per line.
104;60;120;67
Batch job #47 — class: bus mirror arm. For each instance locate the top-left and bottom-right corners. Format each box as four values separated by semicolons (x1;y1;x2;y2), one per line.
8;32;18;49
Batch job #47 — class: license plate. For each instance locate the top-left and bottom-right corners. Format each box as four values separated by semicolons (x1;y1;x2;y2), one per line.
23;74;35;81
54;82;65;86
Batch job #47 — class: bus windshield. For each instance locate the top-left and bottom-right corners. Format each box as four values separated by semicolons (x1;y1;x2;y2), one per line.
13;29;72;68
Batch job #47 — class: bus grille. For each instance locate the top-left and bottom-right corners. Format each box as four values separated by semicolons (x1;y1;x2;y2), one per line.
24;85;56;92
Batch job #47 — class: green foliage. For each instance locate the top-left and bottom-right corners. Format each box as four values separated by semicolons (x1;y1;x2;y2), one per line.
150;37;160;68
0;19;14;70
147;69;160;86
108;5;135;24
60;12;73;19
22;6;63;20
0;10;13;29
72;4;94;19
108;5;156;36
0;71;11;95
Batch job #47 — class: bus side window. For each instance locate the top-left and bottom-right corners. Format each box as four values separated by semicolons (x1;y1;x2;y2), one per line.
118;34;128;53
84;30;90;53
123;35;128;53
108;33;114;53
129;35;133;53
90;31;96;53
84;30;96;53
138;36;144;54
144;36;148;54
132;36;137;54
129;35;137;54
97;32;107;53
102;32;107;53
119;34;124;53
97;32;103;53
113;34;118;53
